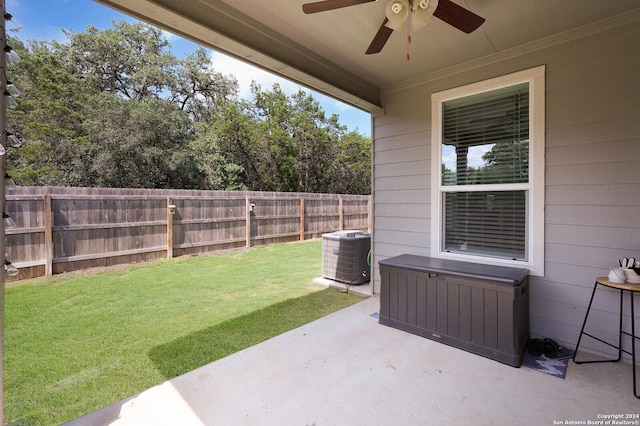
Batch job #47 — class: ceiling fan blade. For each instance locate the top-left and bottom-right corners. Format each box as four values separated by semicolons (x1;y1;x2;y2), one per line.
302;0;377;14
366;18;394;54
433;0;485;34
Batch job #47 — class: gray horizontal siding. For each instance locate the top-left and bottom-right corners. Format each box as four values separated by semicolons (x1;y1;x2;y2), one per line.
375;160;427;178
373;99;431;264
546;118;638;146
372;17;640;357
547;162;639;185
546;223;638;250
546;140;640;166
374;216;430;232
547;184;639;206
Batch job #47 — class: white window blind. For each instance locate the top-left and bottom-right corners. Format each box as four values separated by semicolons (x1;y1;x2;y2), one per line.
441;83;529;260
443;191;527;260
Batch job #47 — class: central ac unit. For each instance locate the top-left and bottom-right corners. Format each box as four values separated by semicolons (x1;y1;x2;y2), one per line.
322;230;371;284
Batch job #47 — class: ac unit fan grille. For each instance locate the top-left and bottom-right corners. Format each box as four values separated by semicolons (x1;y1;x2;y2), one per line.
322;231;371;284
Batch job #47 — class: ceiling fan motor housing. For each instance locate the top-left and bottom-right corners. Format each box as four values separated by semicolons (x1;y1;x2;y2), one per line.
385;0;439;32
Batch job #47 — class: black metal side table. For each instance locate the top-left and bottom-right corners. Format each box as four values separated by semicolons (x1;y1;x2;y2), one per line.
573;277;639;398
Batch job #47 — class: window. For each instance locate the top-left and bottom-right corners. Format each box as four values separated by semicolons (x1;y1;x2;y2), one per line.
431;66;545;275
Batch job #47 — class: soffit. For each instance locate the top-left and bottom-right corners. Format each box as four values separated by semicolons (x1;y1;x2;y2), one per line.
95;0;640;112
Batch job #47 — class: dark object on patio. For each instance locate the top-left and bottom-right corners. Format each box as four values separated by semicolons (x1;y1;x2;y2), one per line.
528;338;543;356
528;337;565;359
542;337;559;358
379;255;529;367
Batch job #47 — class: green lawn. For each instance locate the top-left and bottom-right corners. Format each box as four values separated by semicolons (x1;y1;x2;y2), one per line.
4;240;365;425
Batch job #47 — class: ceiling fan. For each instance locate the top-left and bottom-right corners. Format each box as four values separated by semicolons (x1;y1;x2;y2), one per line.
302;0;485;60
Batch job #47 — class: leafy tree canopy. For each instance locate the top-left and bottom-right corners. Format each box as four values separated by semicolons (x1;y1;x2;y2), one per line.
6;21;371;194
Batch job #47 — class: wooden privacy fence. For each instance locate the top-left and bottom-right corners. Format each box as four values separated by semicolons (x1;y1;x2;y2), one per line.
5;186;370;280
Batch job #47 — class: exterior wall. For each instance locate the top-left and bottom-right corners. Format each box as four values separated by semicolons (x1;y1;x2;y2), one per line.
372;18;640;354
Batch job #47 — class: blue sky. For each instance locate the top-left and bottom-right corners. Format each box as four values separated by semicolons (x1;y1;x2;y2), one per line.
6;0;372;136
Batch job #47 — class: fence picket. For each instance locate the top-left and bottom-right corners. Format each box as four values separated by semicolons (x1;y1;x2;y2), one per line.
5;187;370;280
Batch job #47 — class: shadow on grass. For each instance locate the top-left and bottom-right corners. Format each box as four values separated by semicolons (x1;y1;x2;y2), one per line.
148;288;360;379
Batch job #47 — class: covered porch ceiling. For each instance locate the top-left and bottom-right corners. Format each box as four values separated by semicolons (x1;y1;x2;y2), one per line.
94;0;640;113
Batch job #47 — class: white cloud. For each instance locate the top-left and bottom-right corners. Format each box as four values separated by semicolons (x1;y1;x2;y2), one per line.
468;145;492;168
160;29;176;41
331;99;352;113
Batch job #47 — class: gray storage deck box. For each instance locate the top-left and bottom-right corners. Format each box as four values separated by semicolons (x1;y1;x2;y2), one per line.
379;255;529;367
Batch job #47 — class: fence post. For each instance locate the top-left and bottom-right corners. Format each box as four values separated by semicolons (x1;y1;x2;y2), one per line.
43;195;53;276
166;197;173;258
339;198;344;231
299;198;305;241
245;197;252;247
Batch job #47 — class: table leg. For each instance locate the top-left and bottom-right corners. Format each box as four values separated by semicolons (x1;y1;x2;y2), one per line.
573;283;639;399
631;290;638;398
573;283;623;363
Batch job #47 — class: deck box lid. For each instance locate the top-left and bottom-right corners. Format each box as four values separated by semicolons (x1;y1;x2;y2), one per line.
379;254;529;286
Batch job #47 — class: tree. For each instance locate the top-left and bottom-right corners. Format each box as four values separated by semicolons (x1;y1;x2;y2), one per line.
6;23;238;188
82;93;199;189
190;121;246;190
64;21;176;100
5;22;372;194
210;100;265;190
330;130;371;194
6;37;93;185
290;90;342;193
251;83;298;191
170;48;238;122
211;83;371;193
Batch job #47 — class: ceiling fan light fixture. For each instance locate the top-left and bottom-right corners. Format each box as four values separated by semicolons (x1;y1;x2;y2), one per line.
384;0;409;30
303;0;484;56
385;0;439;32
411;0;439;31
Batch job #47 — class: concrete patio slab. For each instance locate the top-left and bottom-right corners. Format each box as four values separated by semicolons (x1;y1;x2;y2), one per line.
67;296;639;426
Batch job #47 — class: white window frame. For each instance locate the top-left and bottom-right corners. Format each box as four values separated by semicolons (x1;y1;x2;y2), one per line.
430;66;545;276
